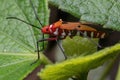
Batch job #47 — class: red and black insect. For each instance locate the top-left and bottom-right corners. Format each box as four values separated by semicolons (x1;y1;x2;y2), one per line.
42;19;109;39
6;0;111;61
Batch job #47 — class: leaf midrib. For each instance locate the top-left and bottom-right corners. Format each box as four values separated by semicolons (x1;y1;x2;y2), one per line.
0;59;33;68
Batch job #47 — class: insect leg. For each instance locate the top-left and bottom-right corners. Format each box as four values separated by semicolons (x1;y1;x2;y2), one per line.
29;0;45;51
31;38;58;65
36;38;58;60
79;30;102;48
55;40;67;60
36;40;40;60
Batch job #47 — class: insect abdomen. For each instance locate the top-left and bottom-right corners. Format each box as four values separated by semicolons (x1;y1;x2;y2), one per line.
62;30;107;39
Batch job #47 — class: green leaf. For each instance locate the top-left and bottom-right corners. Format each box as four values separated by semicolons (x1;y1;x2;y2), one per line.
0;0;49;52
49;0;120;31
0;0;49;79
0;53;40;80
39;44;120;80
116;64;120;80
0;52;51;80
63;37;97;57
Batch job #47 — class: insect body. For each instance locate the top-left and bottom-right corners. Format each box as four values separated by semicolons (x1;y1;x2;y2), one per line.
41;19;111;60
42;19;108;40
7;0;110;61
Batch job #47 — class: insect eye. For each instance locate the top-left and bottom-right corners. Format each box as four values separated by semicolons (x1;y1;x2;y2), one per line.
78;25;81;28
46;28;48;31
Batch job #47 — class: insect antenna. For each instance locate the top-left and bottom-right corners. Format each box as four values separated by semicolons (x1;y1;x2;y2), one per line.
6;17;41;29
29;0;45;50
29;0;43;27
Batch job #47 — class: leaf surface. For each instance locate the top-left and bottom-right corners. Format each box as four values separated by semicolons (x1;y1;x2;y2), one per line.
116;64;120;80
0;53;39;80
49;0;120;31
39;44;120;80
0;0;49;80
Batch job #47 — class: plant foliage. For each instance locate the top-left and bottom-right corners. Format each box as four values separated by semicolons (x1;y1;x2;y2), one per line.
39;44;120;80
0;0;49;80
49;0;120;31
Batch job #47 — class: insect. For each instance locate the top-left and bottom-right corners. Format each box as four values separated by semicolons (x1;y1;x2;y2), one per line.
41;19;111;58
6;0;111;61
42;19;109;39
